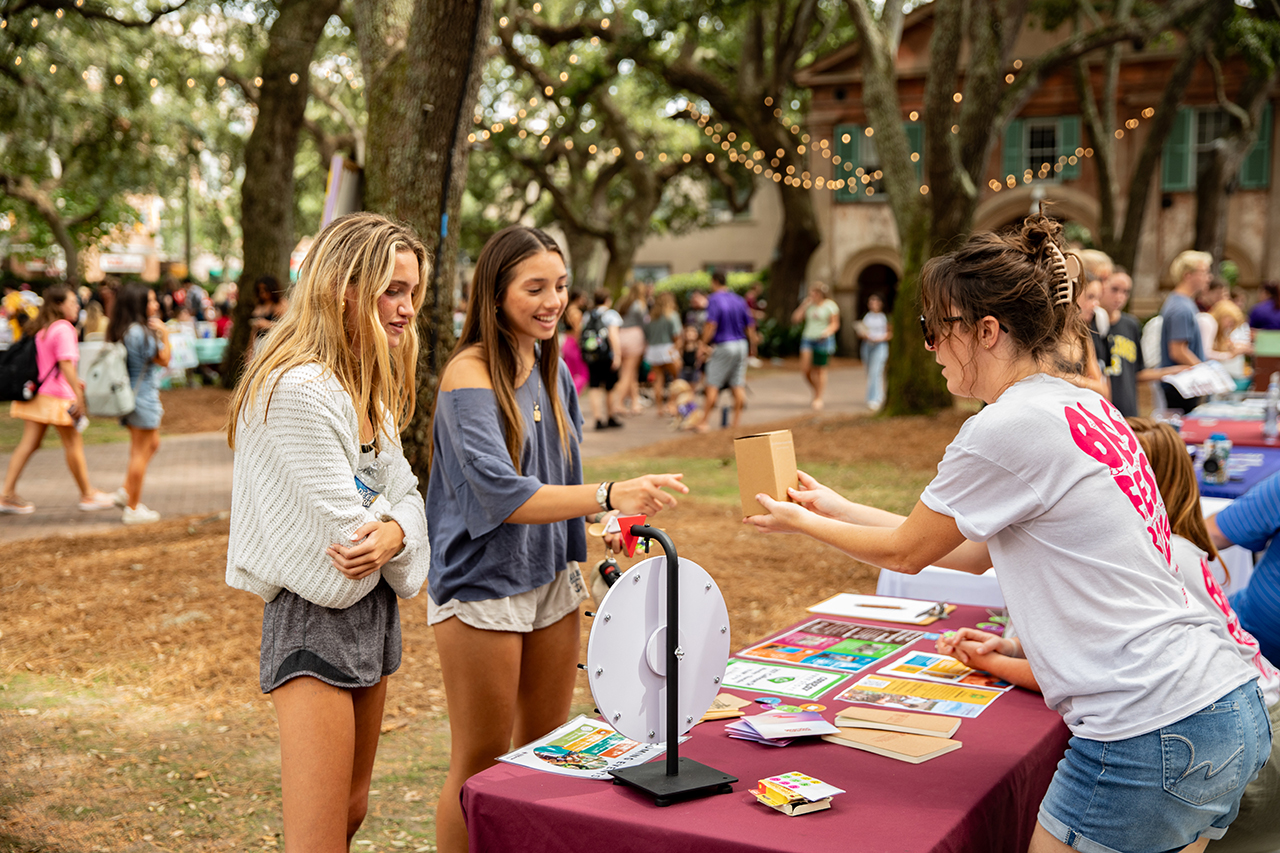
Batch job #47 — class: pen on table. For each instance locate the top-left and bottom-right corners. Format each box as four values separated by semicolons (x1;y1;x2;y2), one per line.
858;603;906;610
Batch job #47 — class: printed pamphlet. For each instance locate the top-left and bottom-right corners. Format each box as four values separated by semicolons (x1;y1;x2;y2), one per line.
720;660;851;700
738;619;925;675
834;705;961;738
726;710;839;745
821;728;963;764
497;715;675;780
700;692;752;722
806;593;954;625
835;675;1003;718
876;651;1013;691
752;771;844;816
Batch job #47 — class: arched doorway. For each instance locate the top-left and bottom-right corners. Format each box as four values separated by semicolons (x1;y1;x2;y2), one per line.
856;264;899;317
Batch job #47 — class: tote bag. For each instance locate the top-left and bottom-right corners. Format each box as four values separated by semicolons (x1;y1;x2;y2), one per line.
83;342;137;417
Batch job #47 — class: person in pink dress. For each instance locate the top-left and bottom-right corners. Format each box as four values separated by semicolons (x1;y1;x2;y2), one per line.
2;285;115;514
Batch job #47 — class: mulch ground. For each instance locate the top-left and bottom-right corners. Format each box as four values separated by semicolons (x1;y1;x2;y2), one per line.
0;387;970;852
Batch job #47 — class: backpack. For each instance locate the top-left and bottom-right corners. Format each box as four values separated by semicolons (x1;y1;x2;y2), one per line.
580;310;612;363
83;341;137;417
0;335;55;402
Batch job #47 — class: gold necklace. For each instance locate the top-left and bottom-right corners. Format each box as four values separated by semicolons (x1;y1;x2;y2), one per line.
532;366;542;423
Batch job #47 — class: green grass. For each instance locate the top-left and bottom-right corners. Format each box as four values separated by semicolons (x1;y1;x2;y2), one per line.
0;415;129;452
583;456;932;517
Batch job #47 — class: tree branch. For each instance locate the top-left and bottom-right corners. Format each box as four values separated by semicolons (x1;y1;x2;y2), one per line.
220;67;260;104
996;0;1209;127
1;0;191;27
1205;49;1251;126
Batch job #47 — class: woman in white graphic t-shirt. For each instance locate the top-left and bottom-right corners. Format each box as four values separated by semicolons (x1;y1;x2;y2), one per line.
745;215;1269;853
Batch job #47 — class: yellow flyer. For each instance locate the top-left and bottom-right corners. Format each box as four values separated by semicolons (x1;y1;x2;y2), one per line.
835;674;1003;718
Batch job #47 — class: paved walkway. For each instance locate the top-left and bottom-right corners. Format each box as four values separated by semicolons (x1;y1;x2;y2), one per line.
0;360;869;542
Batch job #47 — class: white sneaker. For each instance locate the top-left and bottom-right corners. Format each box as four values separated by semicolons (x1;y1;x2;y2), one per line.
122;504;161;525
112;487;128;508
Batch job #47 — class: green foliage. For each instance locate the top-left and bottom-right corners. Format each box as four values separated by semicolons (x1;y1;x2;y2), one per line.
756;316;802;358
652;270;759;303
1222;11;1280;76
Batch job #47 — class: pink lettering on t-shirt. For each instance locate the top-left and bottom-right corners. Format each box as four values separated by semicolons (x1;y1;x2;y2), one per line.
1065;399;1173;567
1198;557;1280;685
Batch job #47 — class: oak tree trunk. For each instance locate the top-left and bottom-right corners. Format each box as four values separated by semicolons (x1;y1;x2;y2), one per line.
222;0;341;388
354;0;492;489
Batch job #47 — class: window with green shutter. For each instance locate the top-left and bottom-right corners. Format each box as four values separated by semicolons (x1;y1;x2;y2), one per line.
1239;101;1272;190
1058;116;1081;180
832;122;922;203
1003;118;1024;180
1001;116;1083;184
906;122;924;182
834;124;861;203
1162;104;1272;192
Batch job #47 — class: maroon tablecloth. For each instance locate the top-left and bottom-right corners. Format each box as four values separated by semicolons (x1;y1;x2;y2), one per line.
1180;416;1280;448
461;604;1069;853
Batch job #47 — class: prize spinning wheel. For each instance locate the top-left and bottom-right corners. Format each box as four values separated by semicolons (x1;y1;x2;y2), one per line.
585;526;736;805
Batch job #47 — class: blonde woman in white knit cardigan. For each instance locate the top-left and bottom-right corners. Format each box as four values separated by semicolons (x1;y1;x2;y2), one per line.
226;212;430;853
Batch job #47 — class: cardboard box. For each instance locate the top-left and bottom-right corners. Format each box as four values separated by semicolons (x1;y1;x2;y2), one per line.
734;430;799;517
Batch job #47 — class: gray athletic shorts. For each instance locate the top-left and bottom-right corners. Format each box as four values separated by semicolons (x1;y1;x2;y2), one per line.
259;577;401;694
426;562;586;632
704;338;749;389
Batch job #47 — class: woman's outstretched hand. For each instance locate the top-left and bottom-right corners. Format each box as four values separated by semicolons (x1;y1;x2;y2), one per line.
788;470;853;520
327;520;406;580
610;474;688;516
742;491;815;534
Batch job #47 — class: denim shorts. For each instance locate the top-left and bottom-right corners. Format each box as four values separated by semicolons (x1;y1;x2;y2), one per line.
122;388;163;430
1038;681;1271;853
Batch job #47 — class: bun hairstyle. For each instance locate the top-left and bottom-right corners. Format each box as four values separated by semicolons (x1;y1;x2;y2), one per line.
1126;417;1220;565
919;214;1088;373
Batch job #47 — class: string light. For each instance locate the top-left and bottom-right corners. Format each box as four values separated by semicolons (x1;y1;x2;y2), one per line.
471;33;1163;201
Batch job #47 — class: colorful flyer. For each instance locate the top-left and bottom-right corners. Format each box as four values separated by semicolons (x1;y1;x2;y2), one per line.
737;619;925;675
876;651;1014;692
835;674;1004;718
498;715;675;780
720;660;851;700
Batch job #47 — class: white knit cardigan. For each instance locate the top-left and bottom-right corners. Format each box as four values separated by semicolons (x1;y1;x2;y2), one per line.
226;363;429;608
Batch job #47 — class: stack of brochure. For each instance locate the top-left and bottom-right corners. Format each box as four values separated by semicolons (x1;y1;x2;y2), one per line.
822;706;962;764
725;710;839;746
751;772;845;816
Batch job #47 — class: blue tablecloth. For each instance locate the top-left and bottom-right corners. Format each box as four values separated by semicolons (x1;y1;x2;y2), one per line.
1196;445;1280;499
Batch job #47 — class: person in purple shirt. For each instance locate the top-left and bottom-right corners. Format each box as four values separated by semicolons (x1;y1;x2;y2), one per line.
689;271;756;432
1249;281;1280;331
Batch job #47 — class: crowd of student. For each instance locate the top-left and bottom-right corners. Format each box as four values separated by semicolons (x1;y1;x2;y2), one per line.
1073;248;1280;419
0;273;275;522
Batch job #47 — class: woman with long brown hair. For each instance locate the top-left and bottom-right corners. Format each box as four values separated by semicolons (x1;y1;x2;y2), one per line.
426;225;686;853
2;285;114;514
748;215;1269;853
106;283;171;524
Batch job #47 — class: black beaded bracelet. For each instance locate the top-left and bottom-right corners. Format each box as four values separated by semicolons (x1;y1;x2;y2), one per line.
605;481;615;512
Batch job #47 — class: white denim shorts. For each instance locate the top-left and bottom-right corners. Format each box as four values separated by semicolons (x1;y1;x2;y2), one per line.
426;562;586;633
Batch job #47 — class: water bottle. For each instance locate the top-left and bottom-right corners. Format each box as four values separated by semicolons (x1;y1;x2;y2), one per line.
1202;432;1232;485
1264;372;1279;440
